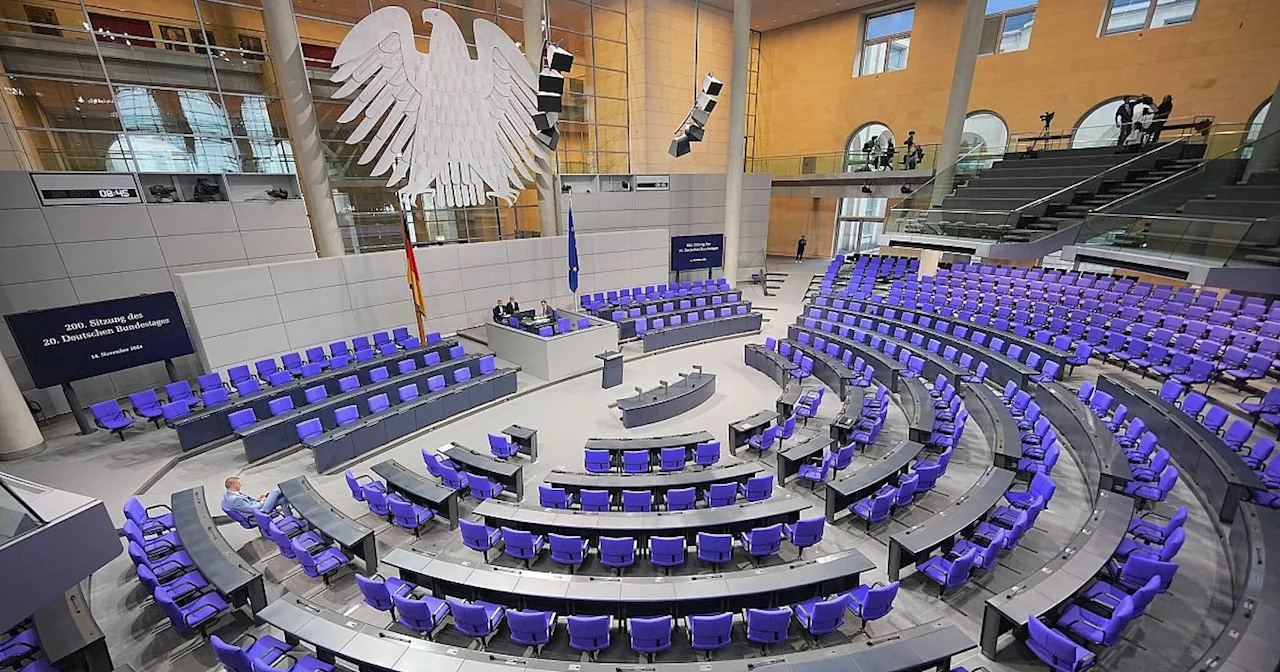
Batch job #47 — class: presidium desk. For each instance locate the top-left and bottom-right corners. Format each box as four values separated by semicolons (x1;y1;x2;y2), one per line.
485;309;619;381
615;371;716;428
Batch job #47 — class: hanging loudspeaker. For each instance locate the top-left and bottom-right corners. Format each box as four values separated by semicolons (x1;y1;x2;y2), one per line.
538;92;563;114
539;69;565;95
701;73;723;97
685;125;705;142
547;44;574;73
669;136;691;158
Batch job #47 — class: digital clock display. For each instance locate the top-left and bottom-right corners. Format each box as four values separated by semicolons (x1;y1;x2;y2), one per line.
40;188;139;200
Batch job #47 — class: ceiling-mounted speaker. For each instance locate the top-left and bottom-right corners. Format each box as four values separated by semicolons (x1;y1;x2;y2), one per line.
669;136;691;158
538;126;561;150
690;108;711;127
537;92;563;113
685;125;705;142
534;111;560;131
696;93;717;114
702;73;723;97
539;69;565;95
547;44;574;72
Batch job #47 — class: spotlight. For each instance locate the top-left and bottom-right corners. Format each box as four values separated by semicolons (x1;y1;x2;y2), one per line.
901;185;913;194
669;72;723;158
266;187;289;200
861;185;873;194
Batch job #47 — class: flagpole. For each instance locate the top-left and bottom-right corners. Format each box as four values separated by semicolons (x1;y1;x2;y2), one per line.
400;206;427;342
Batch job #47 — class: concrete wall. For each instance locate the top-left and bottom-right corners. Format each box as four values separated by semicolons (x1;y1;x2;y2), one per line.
561;173;770;281
175;229;670;373
0;171;314;415
756;0;1280;158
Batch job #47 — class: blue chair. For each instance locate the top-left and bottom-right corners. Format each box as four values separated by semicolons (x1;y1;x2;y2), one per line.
791;596;846;638
844;581;899;631
917;547;977;596
1025;617;1096;672
796;452;835;490
649;536;686;574
580;489;611;511
628;616;673;662
508;609;557;654
548;533;590;573
459;520;501;562
739;524;782;566
500;527;545;568
90;399;135;440
665;487;696;511
783;516;826;557
388;495;434;536
747;425;779;456
623;451;650;473
705;482;737;507
209;634;292;672
659;447;687;470
745;607;792;651
697;532;734;569
585;449;611;473
695;441;721;467
599;536;637;575
123;497;174;535
488;433;517;460
129;389;165;428
850;489;895;530
364;488;392;518
621;490;652;512
567;615;610;660
343;470;381;503
355;574;414;621
471;476;505;501
447;598;506;649
291;537;349;585
515;474;567;506
688;612;733;657
740;474;774;502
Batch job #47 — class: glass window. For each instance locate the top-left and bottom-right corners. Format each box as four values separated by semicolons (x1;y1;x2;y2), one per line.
859;8;913;76
1243;99;1270;159
844;122;895;171
980;1;1035;55
1;77;120;132
1103;0;1196;35
1071;97;1129;149
962;112;1009;155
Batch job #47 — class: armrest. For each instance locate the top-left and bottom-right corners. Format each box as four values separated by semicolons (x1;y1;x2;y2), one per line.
182;603;220;627
0;642;37;666
146;503;173;514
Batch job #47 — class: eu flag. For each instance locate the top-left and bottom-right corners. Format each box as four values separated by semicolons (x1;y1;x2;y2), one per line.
567;202;580;293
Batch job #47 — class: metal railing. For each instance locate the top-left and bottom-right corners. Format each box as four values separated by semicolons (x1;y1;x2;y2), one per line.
747;144;941;176
1007;115;1213;152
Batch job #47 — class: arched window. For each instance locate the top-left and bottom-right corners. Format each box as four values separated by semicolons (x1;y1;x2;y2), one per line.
1244;98;1271;159
961;111;1009;156
843;123;895;172
1071;97;1128;149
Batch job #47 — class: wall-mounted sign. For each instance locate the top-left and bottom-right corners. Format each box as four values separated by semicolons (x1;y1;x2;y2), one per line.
5;293;195;388
31;172;143;206
671;234;725;271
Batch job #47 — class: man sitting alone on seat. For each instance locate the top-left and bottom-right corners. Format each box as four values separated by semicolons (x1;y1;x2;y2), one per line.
540;300;554;318
222;476;289;516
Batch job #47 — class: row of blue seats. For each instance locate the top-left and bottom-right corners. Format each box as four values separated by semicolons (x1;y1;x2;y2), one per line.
345;472;438;534
1077;382;1180;505
352;572;900;658
535;476;775;511
608;293;741;321
0;621;50;672
580;279;732;310
421;448;511;501
636;305;754;338
456;519;828;571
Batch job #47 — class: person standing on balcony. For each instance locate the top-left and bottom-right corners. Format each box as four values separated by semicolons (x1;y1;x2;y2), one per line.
903;131;918;169
1150;95;1174;143
795;236;807;263
1132;95;1156;146
883;139;896;171
1115;98;1135;147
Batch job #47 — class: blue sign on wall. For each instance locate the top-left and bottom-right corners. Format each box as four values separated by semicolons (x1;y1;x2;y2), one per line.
671;234;725;271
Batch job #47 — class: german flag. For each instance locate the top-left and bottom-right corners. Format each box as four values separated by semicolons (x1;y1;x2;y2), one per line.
403;219;427;341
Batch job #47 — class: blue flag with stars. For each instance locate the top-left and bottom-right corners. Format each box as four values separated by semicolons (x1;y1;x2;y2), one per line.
567;201;580;293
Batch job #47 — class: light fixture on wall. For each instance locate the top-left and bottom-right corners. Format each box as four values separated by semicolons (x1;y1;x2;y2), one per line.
861;185;873;194
669;73;723;158
534;43;574;151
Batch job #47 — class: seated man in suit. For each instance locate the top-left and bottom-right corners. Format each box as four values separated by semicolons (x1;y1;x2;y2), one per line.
493;299;506;322
540;300;554;318
223;476;288;516
505;296;520;315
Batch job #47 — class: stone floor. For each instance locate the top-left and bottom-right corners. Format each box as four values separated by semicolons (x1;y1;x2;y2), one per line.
2;255;1238;672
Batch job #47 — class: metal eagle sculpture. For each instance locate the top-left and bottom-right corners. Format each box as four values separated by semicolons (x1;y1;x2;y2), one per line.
331;7;547;208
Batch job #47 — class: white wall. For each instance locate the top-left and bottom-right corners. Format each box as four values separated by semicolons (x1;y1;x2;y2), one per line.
0;171;315;415
176;229;670;372
559;173;771;281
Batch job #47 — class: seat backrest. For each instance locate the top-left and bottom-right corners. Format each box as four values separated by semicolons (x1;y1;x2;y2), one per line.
744;474;773;500
459;519;495;549
335;405;360;426
398;384;419;402
549;533;586;560
707;482;737;505
268;396;294;416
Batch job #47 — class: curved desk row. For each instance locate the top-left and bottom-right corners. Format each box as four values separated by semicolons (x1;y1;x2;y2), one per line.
616;372;717;428
825;439;929;520
779;339;854;401
171;486;265;612
239;353;483;462
1035;382;1134;494
594;290;740;319
887;466;1017;581
806;304;1039;388
616;301;753;339
303;367;518;473
744;343;797;388
964;382;1026;472
788;325;902;392
1196;502;1280;672
980;490;1136;657
370;459;460;529
830;386;868;446
902;377;938;445
278;476;377;574
259;593;976;672
729;409;779;454
1096;375;1264;524
795;318;968;391
383;547;874;617
441;442;525;501
642;311;763;352
777;434;836;486
544;461;764;497
868;299;1071;370
473;495;810;543
172;340;456;451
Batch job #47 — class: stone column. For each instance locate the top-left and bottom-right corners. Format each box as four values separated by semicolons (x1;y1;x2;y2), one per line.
526;0;560;237
262;0;344;257
929;0;986;207
1243;78;1280;181
0;357;45;460
721;0;750;286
